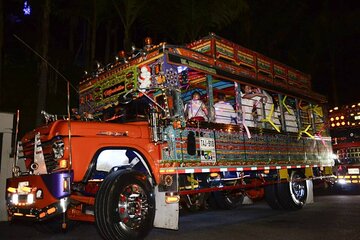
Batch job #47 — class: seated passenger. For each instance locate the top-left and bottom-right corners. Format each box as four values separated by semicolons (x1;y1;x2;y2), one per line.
214;93;237;124
184;91;208;121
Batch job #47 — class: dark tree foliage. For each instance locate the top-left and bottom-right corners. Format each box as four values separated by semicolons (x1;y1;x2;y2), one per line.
1;0;359;135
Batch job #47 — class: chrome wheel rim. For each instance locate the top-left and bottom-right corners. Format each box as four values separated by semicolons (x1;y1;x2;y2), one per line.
289;173;306;205
117;183;149;229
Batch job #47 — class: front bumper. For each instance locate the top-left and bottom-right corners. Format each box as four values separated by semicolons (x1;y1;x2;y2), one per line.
6;171;72;221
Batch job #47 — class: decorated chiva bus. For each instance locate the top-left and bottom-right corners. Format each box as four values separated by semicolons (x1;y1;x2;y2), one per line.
6;33;334;239
329;103;360;189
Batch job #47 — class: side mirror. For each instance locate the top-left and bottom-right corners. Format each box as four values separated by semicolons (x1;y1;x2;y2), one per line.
187;131;196;155
118;90;134;104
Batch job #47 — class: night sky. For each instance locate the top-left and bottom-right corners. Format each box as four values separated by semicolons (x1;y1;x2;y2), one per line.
1;0;359;132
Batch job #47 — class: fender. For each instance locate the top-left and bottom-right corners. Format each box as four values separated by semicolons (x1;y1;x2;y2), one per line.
82;147;156;185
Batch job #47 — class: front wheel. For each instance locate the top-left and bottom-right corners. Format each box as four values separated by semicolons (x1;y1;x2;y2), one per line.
95;170;155;240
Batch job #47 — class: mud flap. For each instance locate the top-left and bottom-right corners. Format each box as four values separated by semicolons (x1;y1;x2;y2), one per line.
305;179;314;204
242;195;253;205
153;186;179;230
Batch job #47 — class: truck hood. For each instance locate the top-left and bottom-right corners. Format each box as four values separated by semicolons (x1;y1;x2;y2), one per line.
22;120;149;143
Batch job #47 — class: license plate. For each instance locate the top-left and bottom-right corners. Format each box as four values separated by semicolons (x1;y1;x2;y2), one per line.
348;168;360;174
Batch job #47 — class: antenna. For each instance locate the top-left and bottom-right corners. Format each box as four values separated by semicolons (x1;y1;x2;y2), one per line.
13;34;74;171
12;110;20;177
13;34;78;93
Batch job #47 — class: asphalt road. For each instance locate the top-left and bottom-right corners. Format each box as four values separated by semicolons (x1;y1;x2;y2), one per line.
1;189;360;240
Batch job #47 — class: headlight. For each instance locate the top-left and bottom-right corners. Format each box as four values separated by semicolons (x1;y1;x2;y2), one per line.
338;179;347;184
11;194;19;205
52;137;64;159
27;194;34;204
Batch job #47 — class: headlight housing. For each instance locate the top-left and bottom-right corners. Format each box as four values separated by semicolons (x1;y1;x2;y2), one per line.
52;136;64;160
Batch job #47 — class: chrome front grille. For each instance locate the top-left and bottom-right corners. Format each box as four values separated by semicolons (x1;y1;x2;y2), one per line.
21;137;58;173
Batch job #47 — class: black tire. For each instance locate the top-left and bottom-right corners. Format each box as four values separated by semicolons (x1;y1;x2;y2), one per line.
95;170;155;240
212;189;244;210
207;193;220;210
276;171;307;210
264;183;283;210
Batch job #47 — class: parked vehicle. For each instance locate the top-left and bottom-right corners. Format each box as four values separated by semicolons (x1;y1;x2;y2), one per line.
329;103;360;191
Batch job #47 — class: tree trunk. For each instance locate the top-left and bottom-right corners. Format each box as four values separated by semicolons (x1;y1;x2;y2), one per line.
113;25;119;55
68;17;76;55
0;0;4;107
105;21;111;63
85;20;91;70
90;0;97;68
35;0;50;125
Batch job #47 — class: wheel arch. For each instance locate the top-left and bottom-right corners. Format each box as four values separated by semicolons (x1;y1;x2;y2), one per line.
82;146;157;185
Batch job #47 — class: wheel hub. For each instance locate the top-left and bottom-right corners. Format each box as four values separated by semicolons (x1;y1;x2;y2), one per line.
117;184;149;229
290;174;306;204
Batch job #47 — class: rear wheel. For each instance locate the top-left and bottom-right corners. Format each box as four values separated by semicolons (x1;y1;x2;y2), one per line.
264;183;282;210
95;170;155;240
212;189;244;209
276;171;307;210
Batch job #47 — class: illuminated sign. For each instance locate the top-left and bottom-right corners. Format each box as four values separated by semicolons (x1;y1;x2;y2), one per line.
103;82;125;99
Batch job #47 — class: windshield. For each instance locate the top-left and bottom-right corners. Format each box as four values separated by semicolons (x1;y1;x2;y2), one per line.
103;95;151;123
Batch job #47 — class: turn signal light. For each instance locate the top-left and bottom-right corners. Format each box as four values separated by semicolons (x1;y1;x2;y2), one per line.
59;159;68;169
7;187;17;193
47;207;56;215
165;193;180;204
63;177;70;192
210;173;219;178
21;186;32;193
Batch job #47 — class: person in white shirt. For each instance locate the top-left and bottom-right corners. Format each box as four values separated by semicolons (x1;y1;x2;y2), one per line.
214;93;237;124
184;91;208;121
